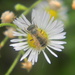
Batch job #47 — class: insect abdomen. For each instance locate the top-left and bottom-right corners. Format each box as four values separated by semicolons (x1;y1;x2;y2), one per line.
36;36;47;47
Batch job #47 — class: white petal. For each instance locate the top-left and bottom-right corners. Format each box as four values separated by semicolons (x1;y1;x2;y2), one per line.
41;11;50;29
48;45;62;52
50;36;66;40
20;49;32;61
24;47;29;51
34;50;38;62
10;39;26;42
18;17;29;28
50;41;66;45
32;58;35;65
28;50;36;62
22;14;31;25
13;31;26;36
35;10;44;27
50;32;66;40
47;20;58;31
32;9;36;25
42;50;51;64
17;28;26;34
13;20;25;30
50;41;65;49
16;18;28;31
46;47;58;57
18;17;26;23
14;45;29;51
10;42;27;47
48;28;64;36
45;17;54;30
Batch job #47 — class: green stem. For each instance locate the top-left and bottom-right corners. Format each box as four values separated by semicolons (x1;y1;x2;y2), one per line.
0;23;17;28
20;0;42;16
5;51;22;75
0;37;8;48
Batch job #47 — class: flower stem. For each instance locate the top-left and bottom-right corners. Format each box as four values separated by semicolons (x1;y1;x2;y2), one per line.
5;51;22;75
0;23;17;28
20;0;42;16
0;37;8;49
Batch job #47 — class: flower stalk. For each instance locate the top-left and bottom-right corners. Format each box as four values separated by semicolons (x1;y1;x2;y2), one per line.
0;23;17;28
20;0;42;16
5;51;22;75
0;37;8;49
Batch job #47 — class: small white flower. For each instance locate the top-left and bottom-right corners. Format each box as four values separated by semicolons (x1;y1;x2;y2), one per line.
35;0;68;24
10;9;66;65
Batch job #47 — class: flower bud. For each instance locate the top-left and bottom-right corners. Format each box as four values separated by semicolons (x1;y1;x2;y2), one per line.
72;0;75;10
1;11;16;23
15;4;27;11
21;61;32;71
3;27;16;38
49;0;61;9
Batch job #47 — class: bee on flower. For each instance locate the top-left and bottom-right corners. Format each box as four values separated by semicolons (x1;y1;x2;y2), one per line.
10;9;66;65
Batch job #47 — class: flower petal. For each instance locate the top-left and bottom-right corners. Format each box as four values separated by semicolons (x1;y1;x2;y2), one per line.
46;47;58;57
10;39;26;42
42;50;51;64
20;49;32;61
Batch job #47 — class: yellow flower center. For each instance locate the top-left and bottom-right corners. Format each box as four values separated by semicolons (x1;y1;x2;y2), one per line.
27;28;48;50
45;8;58;19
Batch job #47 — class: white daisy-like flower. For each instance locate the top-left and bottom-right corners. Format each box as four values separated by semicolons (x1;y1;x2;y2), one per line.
10;9;66;65
35;0;68;24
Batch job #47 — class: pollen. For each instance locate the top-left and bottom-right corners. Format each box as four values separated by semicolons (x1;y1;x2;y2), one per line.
27;28;48;49
46;9;58;19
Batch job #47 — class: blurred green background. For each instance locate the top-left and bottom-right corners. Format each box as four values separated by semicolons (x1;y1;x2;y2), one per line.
0;0;75;75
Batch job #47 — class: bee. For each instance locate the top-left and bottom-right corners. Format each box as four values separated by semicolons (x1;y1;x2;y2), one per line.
27;25;48;49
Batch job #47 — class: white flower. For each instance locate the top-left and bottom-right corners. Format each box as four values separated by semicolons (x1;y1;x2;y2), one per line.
35;0;68;24
10;9;66;65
